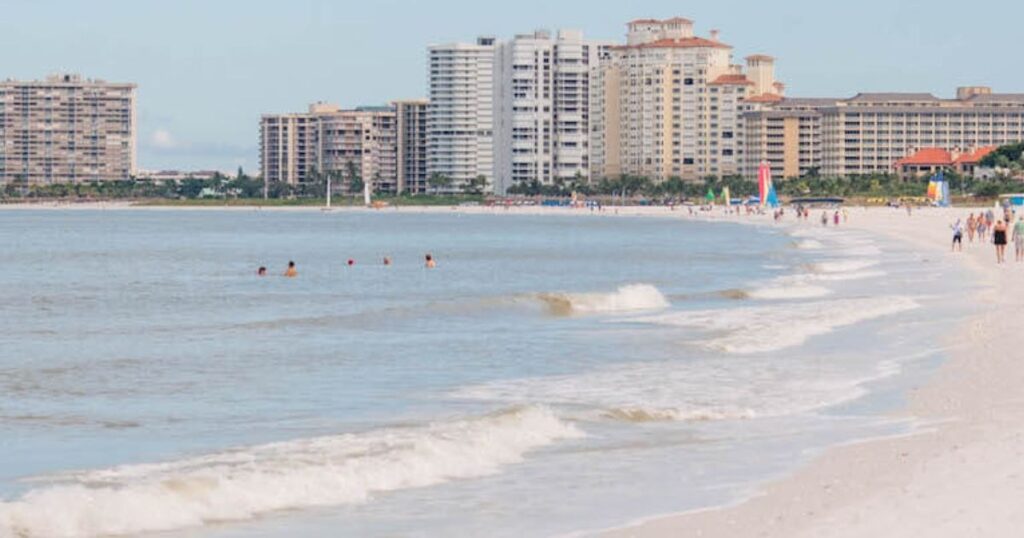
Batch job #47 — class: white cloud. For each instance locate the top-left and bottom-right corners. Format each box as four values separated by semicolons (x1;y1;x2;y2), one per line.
149;129;178;150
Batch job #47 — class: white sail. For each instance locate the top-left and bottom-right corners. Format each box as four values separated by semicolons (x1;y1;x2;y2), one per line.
326;174;332;209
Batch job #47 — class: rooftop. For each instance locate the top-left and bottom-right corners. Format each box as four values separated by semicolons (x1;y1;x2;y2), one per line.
710;74;755;86
894;148;953;167
612;36;731;50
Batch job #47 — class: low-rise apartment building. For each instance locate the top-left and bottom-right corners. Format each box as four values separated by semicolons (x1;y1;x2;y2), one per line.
745;87;1024;180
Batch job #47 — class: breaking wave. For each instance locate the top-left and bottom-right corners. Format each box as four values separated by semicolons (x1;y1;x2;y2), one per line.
0;406;582;538
536;284;669;316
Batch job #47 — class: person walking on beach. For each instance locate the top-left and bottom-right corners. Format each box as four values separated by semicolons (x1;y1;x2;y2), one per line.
977;217;988;243
833;211;841;226
967;213;977;243
1014;217;1024;262
284;261;298;278
951;219;964;252
993;220;1009;264
821;211;829;227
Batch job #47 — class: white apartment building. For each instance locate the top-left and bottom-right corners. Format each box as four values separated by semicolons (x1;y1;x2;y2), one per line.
493;30;611;193
427;37;496;192
0;73;136;184
590;18;783;182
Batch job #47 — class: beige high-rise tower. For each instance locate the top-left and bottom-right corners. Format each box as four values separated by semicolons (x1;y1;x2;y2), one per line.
0;74;136;184
590;19;783;182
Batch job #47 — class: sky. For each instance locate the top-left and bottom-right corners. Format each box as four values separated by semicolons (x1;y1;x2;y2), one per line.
2;0;1021;173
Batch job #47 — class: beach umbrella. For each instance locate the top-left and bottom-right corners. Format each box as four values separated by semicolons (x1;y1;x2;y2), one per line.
722;186;731;206
706;188;715;205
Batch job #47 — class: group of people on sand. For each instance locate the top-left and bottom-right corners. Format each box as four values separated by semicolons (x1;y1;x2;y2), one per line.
953;209;1024;264
255;254;437;277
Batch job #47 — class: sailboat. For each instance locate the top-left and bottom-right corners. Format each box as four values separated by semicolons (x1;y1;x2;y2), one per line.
321;172;333;212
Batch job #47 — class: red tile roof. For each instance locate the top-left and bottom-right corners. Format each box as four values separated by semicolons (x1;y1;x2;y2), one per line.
662;17;694;24
743;93;784;103
710;74;755;86
612;37;731;51
954;146;997;165
894;148;953;167
628;19;662;25
746;54;775;62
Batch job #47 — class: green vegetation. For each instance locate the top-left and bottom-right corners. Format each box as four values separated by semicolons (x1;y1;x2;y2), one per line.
979;142;1024;171
6;142;1024;205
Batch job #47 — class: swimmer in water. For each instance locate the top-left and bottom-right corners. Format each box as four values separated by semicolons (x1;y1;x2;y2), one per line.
257;266;267;276
425;253;436;268
284;261;297;278
383;256;392;266
347;259;355;267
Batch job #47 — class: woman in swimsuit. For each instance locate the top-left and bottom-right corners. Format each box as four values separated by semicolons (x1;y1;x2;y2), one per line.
993;220;1009;264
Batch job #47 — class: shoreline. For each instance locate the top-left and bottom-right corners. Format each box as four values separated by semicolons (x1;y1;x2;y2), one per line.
602;206;1023;538
4;202;1017;536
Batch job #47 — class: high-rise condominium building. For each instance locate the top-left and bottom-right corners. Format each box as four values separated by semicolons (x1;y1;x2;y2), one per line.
590;18;783;182
0;74;136;184
260;103;408;194
427;37;496;192
743;87;1024;179
493;30;612;193
394;100;429;194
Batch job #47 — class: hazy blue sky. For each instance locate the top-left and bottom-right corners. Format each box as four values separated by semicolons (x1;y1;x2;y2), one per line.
2;0;1020;173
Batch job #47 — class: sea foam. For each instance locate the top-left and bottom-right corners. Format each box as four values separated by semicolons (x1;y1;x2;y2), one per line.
453;360;901;424
0;406;582;538
636;296;920;354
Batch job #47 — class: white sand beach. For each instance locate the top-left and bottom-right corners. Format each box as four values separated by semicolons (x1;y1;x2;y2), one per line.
604;206;1024;538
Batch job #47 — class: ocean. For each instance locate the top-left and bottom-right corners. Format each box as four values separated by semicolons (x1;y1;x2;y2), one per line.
0;209;969;537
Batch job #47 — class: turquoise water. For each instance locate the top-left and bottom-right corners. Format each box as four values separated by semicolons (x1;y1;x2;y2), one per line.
0;209;966;537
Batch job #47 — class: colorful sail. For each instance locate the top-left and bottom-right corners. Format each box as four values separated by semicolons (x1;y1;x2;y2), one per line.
758;162;778;208
928;172;950;207
758;162;771;206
